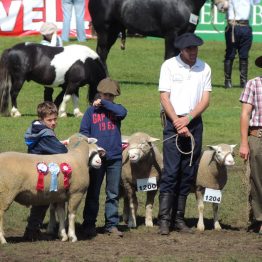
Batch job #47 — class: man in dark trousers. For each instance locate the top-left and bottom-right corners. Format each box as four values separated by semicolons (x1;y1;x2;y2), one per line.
224;0;261;89
158;33;212;235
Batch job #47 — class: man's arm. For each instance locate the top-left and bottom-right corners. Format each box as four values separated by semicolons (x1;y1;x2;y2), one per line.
239;102;252;160
172;91;210;132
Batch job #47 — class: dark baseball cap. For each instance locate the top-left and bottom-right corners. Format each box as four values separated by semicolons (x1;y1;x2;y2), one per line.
97;78;121;96
255;56;262;68
174;33;204;50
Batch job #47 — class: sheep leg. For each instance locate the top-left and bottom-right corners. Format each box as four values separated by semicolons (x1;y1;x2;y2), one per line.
47;203;57;235
56;202;68;241
0;210;7;244
213;203;222;230
67;193;83;242
128;191;138;228
145;190;156;227
123;196;129;224
196;189;205;231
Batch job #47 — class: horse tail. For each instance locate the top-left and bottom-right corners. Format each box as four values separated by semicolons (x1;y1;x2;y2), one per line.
0;49;11;115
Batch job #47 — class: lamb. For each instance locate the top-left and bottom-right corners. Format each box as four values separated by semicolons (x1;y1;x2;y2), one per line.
0;133;105;244
121;132;163;228
195;144;236;231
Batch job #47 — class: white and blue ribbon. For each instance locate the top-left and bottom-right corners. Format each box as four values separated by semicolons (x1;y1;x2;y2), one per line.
48;162;60;192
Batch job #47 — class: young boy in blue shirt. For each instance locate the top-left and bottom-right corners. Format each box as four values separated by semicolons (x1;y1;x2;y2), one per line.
80;78;127;237
23;101;68;241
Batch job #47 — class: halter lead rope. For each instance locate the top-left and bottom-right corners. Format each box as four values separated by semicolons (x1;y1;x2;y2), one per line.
162;132;195;166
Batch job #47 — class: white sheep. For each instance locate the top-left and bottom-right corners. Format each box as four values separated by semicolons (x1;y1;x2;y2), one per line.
121;132;163;228
195;144;236;232
0;133;104;244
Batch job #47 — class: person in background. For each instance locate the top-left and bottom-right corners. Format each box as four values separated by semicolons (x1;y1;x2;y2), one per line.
23;101;68;241
239;55;262;235
224;0;261;89
80;78;127;238
61;0;87;42
158;33;211;235
39;22;63;103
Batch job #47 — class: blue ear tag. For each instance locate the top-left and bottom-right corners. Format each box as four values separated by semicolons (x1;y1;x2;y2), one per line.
48;162;60;192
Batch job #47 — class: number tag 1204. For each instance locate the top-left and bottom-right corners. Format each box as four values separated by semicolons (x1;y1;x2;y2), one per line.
203;188;222;204
137;177;157;192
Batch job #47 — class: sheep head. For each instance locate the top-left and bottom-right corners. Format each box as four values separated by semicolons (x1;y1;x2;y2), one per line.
207;144;236;166
123;132;159;163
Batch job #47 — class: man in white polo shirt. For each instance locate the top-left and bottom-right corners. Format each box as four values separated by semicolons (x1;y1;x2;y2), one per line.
158;33;212;235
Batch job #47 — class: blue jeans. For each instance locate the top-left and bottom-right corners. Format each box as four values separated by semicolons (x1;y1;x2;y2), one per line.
61;0;86;42
83;159;122;230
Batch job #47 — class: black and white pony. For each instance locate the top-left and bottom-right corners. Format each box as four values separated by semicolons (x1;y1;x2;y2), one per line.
88;0;229;67
0;43;107;117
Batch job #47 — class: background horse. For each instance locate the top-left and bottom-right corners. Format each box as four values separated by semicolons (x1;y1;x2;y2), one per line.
0;43;107;117
88;0;228;68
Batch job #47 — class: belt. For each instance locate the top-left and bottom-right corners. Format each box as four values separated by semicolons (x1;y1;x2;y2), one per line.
228;20;249;26
249;127;262;138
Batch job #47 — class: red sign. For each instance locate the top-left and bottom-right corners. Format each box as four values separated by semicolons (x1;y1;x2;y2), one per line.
0;0;92;37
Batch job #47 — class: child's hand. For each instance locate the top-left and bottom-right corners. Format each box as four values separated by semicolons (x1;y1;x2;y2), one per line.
60;139;69;146
93;98;102;107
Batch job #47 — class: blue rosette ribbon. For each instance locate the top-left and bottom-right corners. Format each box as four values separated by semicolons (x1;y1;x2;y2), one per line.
48;162;60;192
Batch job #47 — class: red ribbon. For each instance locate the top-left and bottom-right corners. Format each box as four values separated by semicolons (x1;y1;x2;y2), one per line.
36;162;48;191
122;142;129;151
60;163;72;189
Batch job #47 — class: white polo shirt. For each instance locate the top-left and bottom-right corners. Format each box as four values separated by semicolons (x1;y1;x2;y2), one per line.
158;55;212;116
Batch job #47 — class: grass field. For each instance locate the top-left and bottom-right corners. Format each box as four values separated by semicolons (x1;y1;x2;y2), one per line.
0;35;261;261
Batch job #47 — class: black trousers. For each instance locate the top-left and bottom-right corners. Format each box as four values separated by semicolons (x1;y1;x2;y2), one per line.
159;117;203;196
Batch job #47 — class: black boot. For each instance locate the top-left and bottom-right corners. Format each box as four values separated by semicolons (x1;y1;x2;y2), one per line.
224;60;233;88
174;195;192;233
240;59;248;88
158;192;173;235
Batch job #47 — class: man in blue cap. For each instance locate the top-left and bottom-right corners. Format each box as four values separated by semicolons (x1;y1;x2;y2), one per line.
158;32;212;235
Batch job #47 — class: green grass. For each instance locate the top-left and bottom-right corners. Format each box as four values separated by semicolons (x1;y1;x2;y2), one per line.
0;35;260;242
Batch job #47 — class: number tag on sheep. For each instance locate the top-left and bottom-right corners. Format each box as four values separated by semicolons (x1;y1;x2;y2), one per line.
203;188;222;204
137;177;157;192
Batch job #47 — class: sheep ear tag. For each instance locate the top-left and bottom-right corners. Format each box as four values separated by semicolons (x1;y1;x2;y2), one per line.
203;188;222;204
60;163;72;189
36;162;48;191
48;163;60;192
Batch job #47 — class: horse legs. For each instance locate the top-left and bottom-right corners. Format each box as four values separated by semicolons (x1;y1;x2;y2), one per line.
196;188;205;231
164;33;179;60
10;79;24;117
58;94;71;117
54;89;66;108
44;87;54;102
145;190;157;227
72;94;83;117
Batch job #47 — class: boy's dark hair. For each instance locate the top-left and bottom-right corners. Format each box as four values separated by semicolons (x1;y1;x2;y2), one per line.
37;101;58;119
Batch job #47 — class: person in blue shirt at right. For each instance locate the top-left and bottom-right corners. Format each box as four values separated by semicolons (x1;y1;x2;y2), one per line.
80;78;127;238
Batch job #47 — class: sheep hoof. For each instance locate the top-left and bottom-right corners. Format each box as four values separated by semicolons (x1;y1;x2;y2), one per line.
197;224;205;232
214;224;222;231
61;235;69;242
69;235;77;242
145;220;153;227
73;110;84;118
128;221;136;228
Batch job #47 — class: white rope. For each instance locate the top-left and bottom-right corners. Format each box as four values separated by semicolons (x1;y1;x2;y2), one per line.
162;132;195;166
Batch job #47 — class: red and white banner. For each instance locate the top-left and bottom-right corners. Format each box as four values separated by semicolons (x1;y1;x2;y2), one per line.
0;0;92;37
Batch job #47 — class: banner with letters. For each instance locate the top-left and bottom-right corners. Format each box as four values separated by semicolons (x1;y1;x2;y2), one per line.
0;0;92;37
0;0;262;42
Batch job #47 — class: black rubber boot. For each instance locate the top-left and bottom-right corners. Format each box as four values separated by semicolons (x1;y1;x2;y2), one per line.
173;195;192;233
224;60;233;89
239;59;248;88
158;192;174;235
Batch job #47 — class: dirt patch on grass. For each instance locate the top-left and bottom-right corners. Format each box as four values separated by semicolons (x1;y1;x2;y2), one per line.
0;225;261;262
